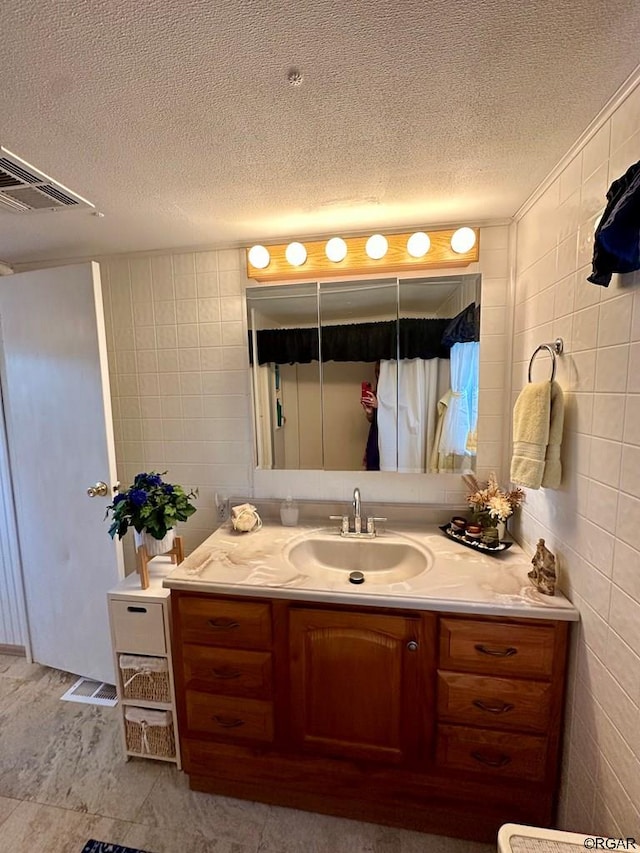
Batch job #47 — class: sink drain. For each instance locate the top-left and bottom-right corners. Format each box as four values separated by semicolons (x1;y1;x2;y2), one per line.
349;571;365;584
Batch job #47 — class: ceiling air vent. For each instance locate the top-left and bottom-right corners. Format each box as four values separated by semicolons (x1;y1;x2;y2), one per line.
0;146;94;214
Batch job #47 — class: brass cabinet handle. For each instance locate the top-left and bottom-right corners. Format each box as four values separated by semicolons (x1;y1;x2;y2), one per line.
212;667;242;680
474;644;517;658
472;699;515;714
471;750;511;768
212;715;245;728
207;618;240;631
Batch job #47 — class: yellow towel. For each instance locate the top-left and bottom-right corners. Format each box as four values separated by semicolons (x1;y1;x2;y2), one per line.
510;381;551;489
541;381;564;488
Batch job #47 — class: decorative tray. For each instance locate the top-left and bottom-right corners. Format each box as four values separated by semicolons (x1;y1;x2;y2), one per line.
438;524;513;556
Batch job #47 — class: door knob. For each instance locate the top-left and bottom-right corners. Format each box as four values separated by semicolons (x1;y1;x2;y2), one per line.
407;641;419;651
87;481;109;498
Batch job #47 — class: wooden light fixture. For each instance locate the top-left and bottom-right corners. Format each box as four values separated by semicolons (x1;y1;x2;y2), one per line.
246;227;479;283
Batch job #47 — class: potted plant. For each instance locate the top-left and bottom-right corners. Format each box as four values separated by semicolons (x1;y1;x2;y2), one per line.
105;471;197;556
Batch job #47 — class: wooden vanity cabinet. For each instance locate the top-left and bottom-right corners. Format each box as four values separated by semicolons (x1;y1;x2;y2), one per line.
289;607;432;764
170;591;570;843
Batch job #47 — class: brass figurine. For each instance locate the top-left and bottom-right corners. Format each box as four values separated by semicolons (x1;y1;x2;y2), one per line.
529;538;557;596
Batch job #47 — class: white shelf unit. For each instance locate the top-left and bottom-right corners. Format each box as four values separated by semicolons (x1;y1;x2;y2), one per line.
107;557;181;768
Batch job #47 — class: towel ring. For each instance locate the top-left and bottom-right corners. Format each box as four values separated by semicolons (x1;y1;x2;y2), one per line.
528;338;564;383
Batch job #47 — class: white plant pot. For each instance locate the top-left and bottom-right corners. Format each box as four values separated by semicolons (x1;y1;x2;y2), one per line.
133;528;175;557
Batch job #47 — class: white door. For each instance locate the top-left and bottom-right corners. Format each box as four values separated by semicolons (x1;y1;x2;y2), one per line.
0;262;123;682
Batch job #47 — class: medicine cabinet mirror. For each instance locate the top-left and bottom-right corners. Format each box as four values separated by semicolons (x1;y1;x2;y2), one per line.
246;274;480;474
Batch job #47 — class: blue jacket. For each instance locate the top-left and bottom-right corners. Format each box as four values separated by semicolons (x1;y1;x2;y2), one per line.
588;159;640;286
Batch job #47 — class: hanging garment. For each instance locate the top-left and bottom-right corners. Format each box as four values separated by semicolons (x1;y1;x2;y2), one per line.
588;159;640;286
430;390;454;473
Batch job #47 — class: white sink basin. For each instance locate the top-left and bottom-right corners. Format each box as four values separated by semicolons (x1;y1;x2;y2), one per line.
284;531;433;584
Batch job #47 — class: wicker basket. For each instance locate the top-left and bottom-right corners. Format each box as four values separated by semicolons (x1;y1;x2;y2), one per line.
124;707;175;758
119;654;170;704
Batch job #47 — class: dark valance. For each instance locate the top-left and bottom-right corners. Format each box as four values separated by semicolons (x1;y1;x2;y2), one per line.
250;317;455;365
440;303;480;346
250;327;319;365
401;318;452;359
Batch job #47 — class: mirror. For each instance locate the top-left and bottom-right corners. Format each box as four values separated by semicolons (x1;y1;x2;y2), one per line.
247;274;480;473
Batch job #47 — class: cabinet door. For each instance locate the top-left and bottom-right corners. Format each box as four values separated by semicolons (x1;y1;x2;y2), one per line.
289;608;422;763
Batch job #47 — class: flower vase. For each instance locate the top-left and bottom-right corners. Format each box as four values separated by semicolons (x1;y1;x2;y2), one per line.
497;521;507;541
134;528;175;557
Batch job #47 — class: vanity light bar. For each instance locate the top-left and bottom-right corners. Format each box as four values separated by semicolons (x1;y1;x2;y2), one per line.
246;227;479;282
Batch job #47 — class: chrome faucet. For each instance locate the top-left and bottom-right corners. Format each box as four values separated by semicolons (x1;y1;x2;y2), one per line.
329;488;386;537
352;487;362;534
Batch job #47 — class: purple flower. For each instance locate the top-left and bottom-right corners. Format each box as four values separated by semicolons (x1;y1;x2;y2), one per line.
163;484;174;494
129;489;148;507
147;474;163;487
113;493;127;505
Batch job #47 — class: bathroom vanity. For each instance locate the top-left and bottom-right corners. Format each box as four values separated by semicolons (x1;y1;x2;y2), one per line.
163;521;578;843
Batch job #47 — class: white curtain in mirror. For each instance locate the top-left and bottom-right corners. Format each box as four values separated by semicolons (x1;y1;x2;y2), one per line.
255;364;274;469
377;358;440;473
438;341;480;456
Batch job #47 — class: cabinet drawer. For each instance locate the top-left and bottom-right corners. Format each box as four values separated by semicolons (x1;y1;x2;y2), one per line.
182;645;272;698
437;671;552;733
185;690;273;742
439;618;556;679
436;724;548;782
178;597;272;649
110;600;166;654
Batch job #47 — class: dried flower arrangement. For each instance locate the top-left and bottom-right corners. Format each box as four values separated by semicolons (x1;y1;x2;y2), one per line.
462;472;525;527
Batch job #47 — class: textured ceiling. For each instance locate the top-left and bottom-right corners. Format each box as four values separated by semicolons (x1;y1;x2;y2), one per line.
1;0;639;263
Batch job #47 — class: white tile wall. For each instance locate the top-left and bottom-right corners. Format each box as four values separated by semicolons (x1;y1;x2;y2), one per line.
102;230;511;563
101;249;253;568
512;81;640;835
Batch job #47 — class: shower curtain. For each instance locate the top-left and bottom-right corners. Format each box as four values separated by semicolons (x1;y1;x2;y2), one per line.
255;364;274;469
376;358;440;472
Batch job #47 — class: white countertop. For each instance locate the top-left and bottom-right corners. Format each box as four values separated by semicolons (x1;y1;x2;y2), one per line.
163;522;579;621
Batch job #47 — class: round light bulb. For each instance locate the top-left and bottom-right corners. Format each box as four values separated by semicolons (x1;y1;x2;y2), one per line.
248;245;270;269
406;231;431;258
325;237;347;263
285;241;307;266
450;227;477;254
365;234;388;260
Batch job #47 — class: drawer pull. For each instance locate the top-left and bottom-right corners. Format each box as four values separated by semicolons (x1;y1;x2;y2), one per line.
213;715;245;728
471;749;511;768
472;699;515;715
474;643;517;658
207;618;240;631
126;606;147;613
212;667;242;680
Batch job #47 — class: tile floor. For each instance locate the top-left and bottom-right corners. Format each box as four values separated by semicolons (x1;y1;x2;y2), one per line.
0;653;495;853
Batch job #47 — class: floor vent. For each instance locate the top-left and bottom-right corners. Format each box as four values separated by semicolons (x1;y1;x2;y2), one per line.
61;677;118;707
0;146;94;214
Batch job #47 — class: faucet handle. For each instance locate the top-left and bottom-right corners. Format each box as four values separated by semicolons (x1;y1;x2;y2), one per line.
329;515;349;535
366;516;388;535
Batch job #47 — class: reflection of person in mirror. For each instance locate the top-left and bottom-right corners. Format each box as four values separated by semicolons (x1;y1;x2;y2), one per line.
361;362;380;470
